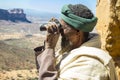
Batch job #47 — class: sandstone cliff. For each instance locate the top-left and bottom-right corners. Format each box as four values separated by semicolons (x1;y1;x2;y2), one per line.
0;8;31;23
96;0;120;79
96;0;120;57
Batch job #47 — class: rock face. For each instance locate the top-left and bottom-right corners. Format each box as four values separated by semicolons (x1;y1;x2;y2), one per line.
0;8;31;23
96;0;120;57
96;0;120;79
0;9;9;20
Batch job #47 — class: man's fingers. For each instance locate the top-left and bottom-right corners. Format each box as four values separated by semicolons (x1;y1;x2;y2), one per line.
46;22;59;34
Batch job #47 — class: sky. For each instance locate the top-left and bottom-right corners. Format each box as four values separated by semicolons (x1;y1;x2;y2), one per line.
0;0;96;14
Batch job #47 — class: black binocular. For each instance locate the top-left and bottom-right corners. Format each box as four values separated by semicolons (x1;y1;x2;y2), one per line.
40;19;61;31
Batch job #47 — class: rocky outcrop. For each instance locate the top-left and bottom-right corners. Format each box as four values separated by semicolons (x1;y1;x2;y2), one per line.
96;0;120;79
0;9;9;20
96;0;120;57
0;8;31;23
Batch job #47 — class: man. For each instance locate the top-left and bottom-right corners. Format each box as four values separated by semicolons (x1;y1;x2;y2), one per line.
34;4;118;80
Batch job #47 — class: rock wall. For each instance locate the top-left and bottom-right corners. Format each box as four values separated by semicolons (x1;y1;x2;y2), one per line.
96;0;120;79
96;0;120;57
0;8;31;23
0;9;9;20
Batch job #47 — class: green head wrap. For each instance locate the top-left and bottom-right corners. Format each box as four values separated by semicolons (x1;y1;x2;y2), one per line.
61;4;98;32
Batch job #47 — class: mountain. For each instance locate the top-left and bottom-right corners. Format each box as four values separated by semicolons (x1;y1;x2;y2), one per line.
0;8;31;23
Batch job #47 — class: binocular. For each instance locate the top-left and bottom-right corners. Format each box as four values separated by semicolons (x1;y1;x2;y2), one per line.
40;18;61;31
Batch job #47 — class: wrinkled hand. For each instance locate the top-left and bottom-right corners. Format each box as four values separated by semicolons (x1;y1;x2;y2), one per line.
44;20;60;49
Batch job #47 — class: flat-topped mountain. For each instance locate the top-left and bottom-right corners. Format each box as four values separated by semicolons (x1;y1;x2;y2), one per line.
0;8;31;23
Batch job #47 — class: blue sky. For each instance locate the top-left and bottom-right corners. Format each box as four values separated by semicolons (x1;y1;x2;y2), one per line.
0;0;96;14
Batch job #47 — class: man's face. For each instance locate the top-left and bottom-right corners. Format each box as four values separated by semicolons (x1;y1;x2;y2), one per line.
60;20;76;38
60;19;84;51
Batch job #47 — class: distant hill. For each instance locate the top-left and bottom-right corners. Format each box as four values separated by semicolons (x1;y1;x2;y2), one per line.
0;8;31;23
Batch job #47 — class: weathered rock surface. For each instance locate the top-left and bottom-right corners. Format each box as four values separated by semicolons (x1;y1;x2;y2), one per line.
96;0;120;57
96;0;120;79
0;8;31;23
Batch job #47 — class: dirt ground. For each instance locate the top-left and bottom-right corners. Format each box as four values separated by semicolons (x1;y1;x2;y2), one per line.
0;69;38;80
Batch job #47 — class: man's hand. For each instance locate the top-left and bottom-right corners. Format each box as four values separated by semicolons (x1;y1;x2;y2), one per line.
44;19;60;49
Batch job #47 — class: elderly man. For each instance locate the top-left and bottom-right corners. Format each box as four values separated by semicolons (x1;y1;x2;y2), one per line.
34;4;118;80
